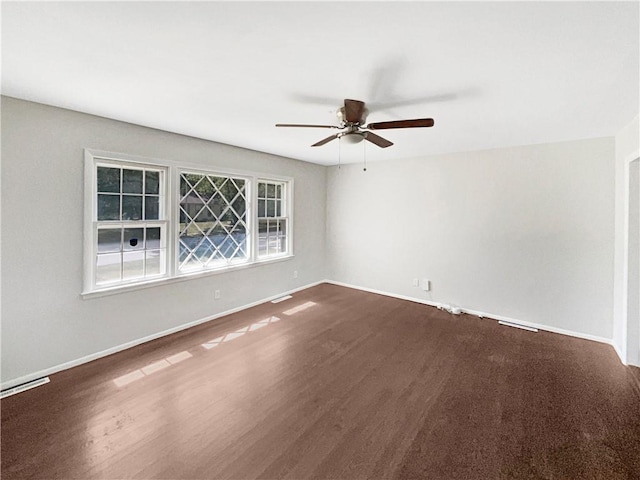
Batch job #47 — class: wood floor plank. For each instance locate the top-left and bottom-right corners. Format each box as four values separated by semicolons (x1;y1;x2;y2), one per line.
2;283;639;479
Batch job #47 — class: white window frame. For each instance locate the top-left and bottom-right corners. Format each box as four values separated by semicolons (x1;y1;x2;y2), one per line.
256;178;291;259
83;149;294;297
176;168;252;274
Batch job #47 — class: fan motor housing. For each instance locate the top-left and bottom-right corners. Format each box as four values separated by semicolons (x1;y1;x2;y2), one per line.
337;106;368;126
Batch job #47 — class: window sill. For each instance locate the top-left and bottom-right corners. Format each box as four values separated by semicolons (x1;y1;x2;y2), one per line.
81;254;295;299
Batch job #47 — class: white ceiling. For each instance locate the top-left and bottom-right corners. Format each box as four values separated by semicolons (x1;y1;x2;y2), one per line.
2;1;638;166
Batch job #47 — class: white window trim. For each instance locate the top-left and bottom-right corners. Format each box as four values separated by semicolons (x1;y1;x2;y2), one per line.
82;149;294;298
256;179;292;260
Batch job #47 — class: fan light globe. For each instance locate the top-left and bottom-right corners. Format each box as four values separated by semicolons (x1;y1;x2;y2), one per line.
341;132;365;144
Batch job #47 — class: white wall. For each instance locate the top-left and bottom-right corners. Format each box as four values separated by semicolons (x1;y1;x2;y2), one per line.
327;138;615;340
1;96;327;387
614;114;640;365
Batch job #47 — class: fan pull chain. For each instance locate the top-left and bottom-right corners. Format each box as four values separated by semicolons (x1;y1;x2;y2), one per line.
363;135;367;172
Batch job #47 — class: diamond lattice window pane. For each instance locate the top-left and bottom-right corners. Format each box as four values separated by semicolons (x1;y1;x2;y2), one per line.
194;206;215;224
231;196;246;217
194;177;215;202
195;239;217;263
209;224;228;247
179;172;247;271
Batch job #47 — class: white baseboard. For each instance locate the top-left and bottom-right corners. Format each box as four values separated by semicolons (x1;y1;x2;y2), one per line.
611;340;628;365
0;280;324;391
325;280;616;348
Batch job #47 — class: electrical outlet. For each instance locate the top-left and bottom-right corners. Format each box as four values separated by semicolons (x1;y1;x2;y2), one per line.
412;278;419;287
214;290;221;299
421;279;430;291
293;270;298;279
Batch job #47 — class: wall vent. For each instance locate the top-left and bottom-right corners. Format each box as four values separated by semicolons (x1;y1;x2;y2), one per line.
498;320;538;332
1;377;50;399
271;295;293;304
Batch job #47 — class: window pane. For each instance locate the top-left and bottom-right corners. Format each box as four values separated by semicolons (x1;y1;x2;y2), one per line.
258;182;266;198
122;251;144;280
221;179;238;202
122;169;143;194
231;195;246;217
268;231;278;256
267;199;276;217
98;194;120;220
179;240;193;264
122;195;143;220
195;177;215;201
219;236;237;259
97;167;120;193
267;183;276;198
145;196;159;220
145;171;159;194
98;228;122;253
96;253;121;284
123;228;144;250
276;200;281;217
276;184;282;199
181;174;200;197
279;219;288;253
146;227;161;249
145;250;163;276
231;224;247;259
258;219;268;257
179;172;247;272
258;199;266;217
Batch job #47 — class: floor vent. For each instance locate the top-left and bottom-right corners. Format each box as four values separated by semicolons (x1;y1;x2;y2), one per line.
498;320;538;332
271;295;293;304
1;377;50;399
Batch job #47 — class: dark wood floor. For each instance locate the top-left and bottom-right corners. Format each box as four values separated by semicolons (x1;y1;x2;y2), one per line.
2;283;639;479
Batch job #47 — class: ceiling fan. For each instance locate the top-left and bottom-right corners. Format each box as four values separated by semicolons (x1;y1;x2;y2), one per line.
276;99;435;148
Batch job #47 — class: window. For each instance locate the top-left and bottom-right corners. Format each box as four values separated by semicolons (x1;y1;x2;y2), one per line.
178;172;248;272
257;180;289;258
84;150;293;295
93;163;168;286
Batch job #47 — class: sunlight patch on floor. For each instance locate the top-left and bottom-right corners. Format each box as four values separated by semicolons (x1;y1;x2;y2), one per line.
113;350;193;388
282;301;317;316
201;316;281;350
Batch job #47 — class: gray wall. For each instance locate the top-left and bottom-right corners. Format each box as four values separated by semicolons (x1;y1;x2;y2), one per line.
1;97;327;386
327;138;616;340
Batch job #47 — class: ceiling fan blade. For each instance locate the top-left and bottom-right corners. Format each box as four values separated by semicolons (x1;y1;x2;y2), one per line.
276;123;339;128
344;99;366;123
312;134;340;147
366;118;435;130
364;132;393;148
